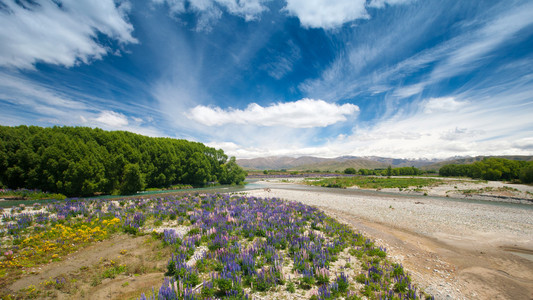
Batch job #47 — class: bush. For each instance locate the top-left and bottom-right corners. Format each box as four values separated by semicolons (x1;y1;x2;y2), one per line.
520;163;533;183
344;168;356;174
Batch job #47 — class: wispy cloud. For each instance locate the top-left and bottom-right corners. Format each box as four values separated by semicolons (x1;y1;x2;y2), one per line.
0;0;137;69
300;1;533;102
368;0;413;9
152;0;270;31
189;98;359;128
427;1;533;88
261;40;301;80
0;72;163;137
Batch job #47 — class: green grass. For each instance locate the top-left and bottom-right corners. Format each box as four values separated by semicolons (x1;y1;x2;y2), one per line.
456;186;520;195
0;198;62;209
144;184;193;192
0;189;66;201
304;176;444;189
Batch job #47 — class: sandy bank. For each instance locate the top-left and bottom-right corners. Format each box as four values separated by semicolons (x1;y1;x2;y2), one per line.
245;187;533;299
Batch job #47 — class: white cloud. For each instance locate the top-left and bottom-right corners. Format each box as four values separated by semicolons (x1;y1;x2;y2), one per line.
153;0;269;30
368;0;413;9
189;98;359;128
0;0;137;69
132;116;144;124
393;84;424;98
216;86;533;159
283;0;368;29
216;0;270;21
282;0;413;29
152;0;185;14
440;127;484;141
423;97;467;114
94;111;129;127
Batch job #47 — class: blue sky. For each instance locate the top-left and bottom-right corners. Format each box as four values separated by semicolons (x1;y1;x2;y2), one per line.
0;0;532;159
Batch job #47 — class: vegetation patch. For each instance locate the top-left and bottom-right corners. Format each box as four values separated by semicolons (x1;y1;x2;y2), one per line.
304;176;444;190
450;186;522;196
0;194;432;299
0;189;66;201
0;125;247;197
439;157;533;183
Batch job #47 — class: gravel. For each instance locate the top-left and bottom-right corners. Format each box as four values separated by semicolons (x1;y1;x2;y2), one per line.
245;188;533;244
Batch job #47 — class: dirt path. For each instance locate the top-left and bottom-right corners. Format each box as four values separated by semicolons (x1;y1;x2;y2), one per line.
246;188;533;300
7;233;170;299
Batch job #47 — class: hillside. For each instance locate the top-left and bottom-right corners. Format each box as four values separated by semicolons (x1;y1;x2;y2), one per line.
237;155;533;172
287;158;389;172
237;156;435;171
236;156;331;170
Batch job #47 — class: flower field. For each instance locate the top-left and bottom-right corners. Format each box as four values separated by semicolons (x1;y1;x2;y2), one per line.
0;194;433;299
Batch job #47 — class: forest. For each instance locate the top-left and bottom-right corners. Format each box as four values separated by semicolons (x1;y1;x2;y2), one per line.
0;125;247;196
438;157;533;183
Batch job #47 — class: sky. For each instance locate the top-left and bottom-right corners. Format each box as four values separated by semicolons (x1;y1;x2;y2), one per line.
0;0;532;159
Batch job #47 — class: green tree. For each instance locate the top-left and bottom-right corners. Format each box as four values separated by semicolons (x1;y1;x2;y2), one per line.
219;157;247;184
344;167;356;174
520;162;533;183
183;152;212;186
0;125;239;196
120;164;144;195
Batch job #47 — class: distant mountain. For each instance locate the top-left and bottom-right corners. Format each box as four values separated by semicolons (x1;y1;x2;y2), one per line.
236;156;331;170
354;156;442;168
290;158;389;172
237;155;533;171
237;155;442;171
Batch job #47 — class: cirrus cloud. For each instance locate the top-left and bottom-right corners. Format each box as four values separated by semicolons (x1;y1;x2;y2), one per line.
0;0;137;69
189;98;359;128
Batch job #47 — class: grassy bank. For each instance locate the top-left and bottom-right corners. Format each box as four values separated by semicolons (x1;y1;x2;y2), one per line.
304;176;445;190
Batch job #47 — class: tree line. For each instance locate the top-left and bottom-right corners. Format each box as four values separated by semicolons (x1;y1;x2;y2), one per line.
0;125;247;196
438;157;533;183
345;166;423;176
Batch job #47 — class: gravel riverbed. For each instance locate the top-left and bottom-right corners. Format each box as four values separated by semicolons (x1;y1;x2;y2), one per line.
245;182;533;299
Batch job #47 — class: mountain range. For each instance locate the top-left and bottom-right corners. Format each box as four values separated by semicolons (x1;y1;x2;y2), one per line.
236;155;533;171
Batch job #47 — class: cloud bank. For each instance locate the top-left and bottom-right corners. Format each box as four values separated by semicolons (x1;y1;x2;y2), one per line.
189;98;359;128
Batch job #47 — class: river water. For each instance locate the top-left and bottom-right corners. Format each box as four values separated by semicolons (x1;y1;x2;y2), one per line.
1;178;531;211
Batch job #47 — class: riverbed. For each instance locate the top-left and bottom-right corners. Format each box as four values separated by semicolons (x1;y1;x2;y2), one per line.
244;180;533;299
